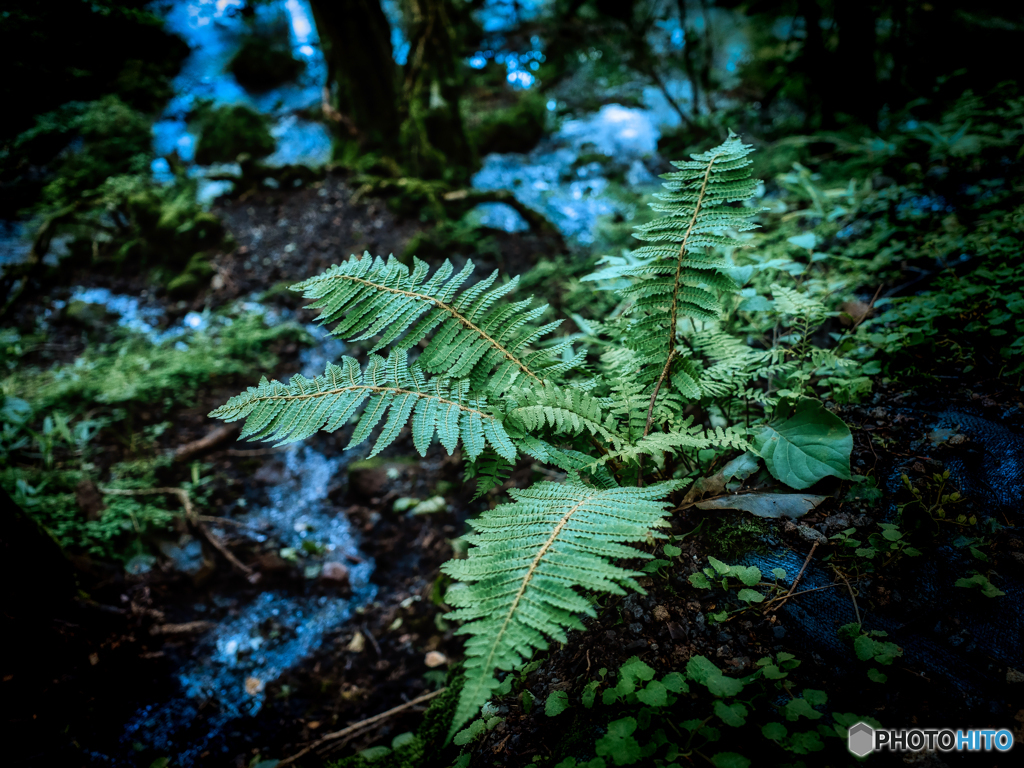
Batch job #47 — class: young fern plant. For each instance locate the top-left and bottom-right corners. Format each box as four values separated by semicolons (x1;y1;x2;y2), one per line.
210;132;851;737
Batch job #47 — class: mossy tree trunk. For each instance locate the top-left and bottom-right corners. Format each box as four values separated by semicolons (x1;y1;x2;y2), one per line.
310;0;472;181
309;0;403;156
399;0;474;181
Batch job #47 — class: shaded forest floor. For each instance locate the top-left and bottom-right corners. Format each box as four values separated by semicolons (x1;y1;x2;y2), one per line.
5;167;1023;768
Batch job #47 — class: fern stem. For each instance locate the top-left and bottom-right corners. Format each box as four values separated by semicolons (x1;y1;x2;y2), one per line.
664;147;722;364
252;384;494;419
332;274;543;384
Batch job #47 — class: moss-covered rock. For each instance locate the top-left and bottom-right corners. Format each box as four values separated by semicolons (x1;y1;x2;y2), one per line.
228;35;305;92
193;103;276;165
467;91;547;156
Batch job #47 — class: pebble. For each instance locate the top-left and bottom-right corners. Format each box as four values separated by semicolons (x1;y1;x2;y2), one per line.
424;651;448;668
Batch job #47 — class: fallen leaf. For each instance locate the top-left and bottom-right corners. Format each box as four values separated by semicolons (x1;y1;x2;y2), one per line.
696;493;826;520
346;632;366;653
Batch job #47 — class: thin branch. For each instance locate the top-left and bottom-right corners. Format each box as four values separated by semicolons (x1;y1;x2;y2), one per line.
99;486;255;579
836;569;863;627
765;541;819;613
276;688;447;767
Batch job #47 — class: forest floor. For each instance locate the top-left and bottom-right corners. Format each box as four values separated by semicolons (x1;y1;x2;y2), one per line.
6;169;1023;768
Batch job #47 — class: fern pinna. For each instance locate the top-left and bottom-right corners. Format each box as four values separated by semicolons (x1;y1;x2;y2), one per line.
210;133;777;737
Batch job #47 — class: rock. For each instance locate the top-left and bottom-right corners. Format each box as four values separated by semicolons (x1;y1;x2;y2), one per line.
63;301;116;329
424;651;448;668
320;561;350;588
347;457;419;501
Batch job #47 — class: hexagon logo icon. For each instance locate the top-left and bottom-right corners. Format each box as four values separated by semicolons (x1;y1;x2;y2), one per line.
848;722;875;757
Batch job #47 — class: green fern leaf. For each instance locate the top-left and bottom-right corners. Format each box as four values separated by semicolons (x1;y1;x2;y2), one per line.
209;352;517;461
592;421;750;468
507;382;625;448
291;253;583;392
442;476;684;734
587;131;762;395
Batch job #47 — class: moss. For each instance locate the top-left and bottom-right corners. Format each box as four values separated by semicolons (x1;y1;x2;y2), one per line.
228;35;305;92
167;253;216;298
467;91;547;156
193;103;275;165
38;96;153;209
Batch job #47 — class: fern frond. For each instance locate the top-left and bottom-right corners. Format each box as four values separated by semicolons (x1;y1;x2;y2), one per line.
209;352;517;461
292;253;582;392
507;382;624;448
465;448;514;500
442;476;683;733
592;421;750;468
589;132;762;394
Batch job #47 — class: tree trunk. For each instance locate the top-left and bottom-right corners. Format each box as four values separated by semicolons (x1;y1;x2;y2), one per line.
797;0;829;128
833;0;878;126
309;0;402;156
399;0;474;181
310;0;472;180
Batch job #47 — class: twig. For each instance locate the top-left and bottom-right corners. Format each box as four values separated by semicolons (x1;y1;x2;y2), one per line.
173;424;240;463
767;541;819;612
150;621;217;635
276;688;447;767
99;486;255;579
760;582;846;608
224;447;287;457
362;623;383;658
836;570;863;627
196;520;257;579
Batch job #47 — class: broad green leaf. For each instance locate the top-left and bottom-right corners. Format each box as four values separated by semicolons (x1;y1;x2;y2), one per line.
853;635;876;661
762;722;787;740
784;697;823;721
545;690;570;716
689;572;712;589
595;717;642;766
714;700;748;727
788;731;825;754
706;675;745;698
867;668;888;683
752;398;852;489
711;753;751;768
662;672;688;693
636;680;668;707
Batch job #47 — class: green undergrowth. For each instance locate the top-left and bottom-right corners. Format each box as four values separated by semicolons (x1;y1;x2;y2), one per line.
1;311;306;560
450;653;878;768
328;677;464;768
192;102;277;165
4;97;233;299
